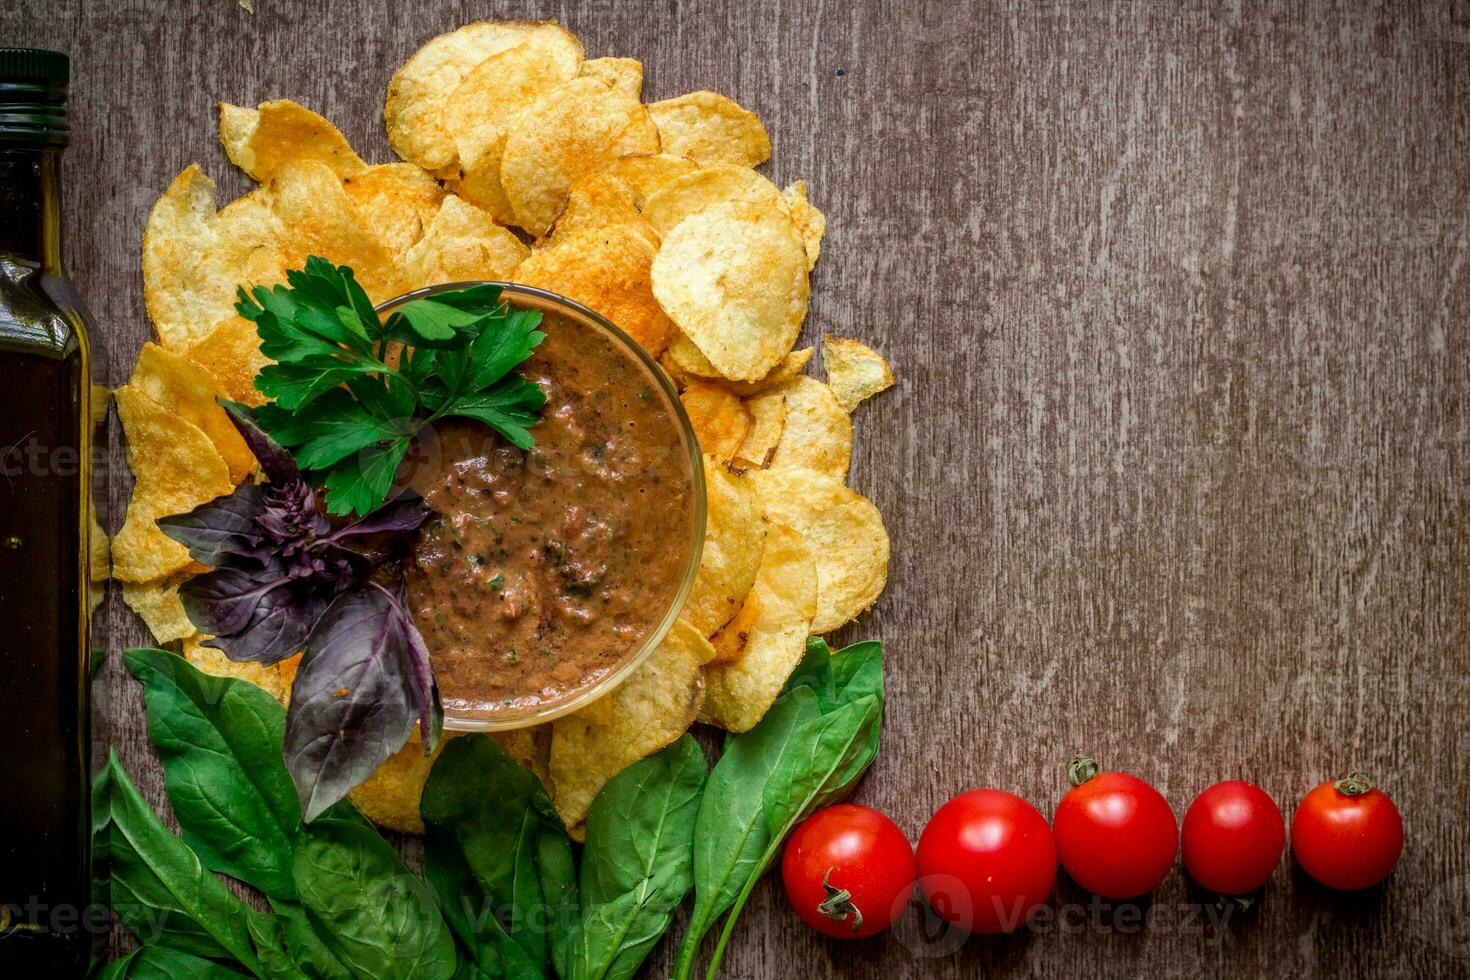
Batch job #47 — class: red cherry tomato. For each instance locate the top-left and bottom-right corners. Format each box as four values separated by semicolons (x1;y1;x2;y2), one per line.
1290;773;1404;890
916;789;1057;934
1181;780;1285;894
1052;757;1177;899
781;804;916;939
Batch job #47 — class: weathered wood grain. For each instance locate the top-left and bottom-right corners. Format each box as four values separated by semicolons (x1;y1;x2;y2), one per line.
2;0;1465;975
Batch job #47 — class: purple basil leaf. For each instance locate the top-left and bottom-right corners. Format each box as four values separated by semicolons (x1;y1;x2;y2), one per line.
329;492;430;540
382;578;440;750
221;400;301;485
179;564;322;666
157;484;271;567
284;582;433;821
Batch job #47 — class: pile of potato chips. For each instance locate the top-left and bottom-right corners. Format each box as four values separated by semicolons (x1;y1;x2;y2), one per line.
113;20;895;837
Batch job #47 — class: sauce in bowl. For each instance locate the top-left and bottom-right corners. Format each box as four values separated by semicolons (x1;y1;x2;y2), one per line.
396;285;702;727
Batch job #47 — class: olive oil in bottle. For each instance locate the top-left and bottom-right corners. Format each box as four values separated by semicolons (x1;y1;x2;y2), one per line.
0;48;98;976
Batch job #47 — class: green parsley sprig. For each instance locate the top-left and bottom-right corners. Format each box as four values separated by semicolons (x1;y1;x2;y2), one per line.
238;256;546;516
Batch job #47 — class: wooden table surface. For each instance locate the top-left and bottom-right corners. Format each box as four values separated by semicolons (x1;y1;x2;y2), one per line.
4;0;1466;976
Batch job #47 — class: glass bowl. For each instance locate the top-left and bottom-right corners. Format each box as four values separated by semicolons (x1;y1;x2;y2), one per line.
374;282;706;732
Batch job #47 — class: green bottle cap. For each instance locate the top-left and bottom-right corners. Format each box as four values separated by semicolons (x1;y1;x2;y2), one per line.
0;48;69;148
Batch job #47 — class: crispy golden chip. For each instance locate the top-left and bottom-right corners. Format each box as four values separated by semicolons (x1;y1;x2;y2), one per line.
218;100;367;182
681;380;752;458
347;727;551;835
348;733;447;834
544;170;642;242
650;200;809;381
185;317;271;407
403;195;530;290
512;222;674;356
89;504;110;582
181;637;301;707
822;336;896;412
128;343;254;483
764;377;852;481
445;35;584;221
782;180;826;270
143;167;252;350
548;622;707;835
748;467;890;634
664;332;722;379
734;391;786;469
342;163;446;262
499;76;660;236
646;91;771;168
265;159;407;302
607;153;700;207
113;387;234;583
682;455;764;635
385;20;582;172
578;57;643;98
700;522;817;729
641;163;785;237
122;574;197;644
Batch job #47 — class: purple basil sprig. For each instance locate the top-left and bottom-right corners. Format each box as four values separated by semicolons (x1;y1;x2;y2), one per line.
158;401;439;820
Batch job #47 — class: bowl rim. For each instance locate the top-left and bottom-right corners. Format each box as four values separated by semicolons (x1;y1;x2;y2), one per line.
374;281;707;732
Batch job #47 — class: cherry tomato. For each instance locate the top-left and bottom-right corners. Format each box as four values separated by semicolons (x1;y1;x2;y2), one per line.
1181;780;1285;894
916;789;1057;934
781;804;916;939
1290;773;1404;890
1052;756;1177;899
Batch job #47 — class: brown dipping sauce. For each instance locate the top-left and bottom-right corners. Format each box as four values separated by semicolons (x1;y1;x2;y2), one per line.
405;302;697;720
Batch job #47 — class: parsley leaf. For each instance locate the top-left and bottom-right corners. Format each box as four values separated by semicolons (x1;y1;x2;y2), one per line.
239;257;545;516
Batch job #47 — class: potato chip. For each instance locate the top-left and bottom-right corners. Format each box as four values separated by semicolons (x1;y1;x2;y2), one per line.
511;222;674;356
607;153;700;207
650;200;809;381
700;522;817;729
128;343;254;483
549;621;707;834
647;91;771;168
348;733;447;834
386;20;582;172
403;195;530;290
822;336;896;411
218;100;367;182
664;332;722;379
265;159;407;303
499;76;660;236
89;504;110;582
342;163;446;262
641;163;785;237
181;636;300;707
142;167;249;350
185;317;271;407
782;180;826;269
444;35;583;221
579;57;643;98
682;455;764;635
733;391;785;468
764;377;853;481
113;387;234;583
681;380;752;458
748;467;889;634
544;171;642;242
122;574;197;644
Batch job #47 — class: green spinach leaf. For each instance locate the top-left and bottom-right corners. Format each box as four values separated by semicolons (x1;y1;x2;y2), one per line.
94;944;245;980
96;751;262;974
125;647;300;900
420;735;577;979
672;639;885;980
249;899;355;980
292;818;458;980
571;735;708;980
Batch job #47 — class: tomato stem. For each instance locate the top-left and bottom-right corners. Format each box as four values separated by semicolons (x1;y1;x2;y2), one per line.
1068;755;1099;786
1334;771;1374;796
817;868;864;933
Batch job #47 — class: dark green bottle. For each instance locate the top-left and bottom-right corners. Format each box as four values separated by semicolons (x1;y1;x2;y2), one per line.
0;48;99;976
